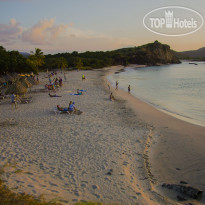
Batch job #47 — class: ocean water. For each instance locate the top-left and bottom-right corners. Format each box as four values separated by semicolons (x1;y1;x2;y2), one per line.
108;62;205;127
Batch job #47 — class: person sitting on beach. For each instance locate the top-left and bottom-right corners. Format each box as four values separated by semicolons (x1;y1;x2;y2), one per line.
82;74;85;80
49;93;62;97
68;101;76;113
77;89;83;95
109;93;114;101
57;105;68;112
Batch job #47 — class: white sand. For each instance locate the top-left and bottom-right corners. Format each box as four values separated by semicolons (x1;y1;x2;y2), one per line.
0;67;204;204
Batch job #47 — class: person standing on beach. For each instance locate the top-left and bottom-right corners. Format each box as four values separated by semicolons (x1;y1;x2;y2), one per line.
64;72;67;81
128;85;131;94
11;93;17;109
109;93;114;101
116;80;119;90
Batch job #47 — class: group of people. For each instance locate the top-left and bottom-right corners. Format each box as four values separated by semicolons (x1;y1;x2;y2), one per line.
108;81;131;101
116;81;131;93
56;74;84;115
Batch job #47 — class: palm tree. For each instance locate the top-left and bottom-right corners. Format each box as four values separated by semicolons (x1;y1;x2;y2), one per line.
56;57;68;71
74;58;83;70
30;48;45;74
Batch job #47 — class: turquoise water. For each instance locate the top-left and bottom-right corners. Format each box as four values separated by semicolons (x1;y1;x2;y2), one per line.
108;62;205;127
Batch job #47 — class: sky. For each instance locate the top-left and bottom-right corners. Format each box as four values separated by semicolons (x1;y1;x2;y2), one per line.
0;0;205;54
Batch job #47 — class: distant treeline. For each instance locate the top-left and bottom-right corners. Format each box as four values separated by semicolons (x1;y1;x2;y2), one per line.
0;41;180;74
44;41;180;70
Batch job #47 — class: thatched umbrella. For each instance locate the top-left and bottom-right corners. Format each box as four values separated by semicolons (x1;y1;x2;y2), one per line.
19;78;33;88
0;77;6;84
4;74;14;82
27;76;38;85
11;73;20;80
5;81;27;95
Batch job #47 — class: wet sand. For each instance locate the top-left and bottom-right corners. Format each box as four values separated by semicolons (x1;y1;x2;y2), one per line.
106;66;205;204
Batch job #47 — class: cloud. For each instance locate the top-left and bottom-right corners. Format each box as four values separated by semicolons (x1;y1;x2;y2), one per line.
21;18;68;45
0;19;22;43
0;18;134;53
0;0;31;2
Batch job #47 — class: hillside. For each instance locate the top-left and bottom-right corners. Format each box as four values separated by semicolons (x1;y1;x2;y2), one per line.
0;41;180;74
44;41;181;70
114;40;180;65
177;47;205;60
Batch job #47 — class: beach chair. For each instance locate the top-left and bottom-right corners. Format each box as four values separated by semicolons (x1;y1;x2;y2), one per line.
20;96;32;104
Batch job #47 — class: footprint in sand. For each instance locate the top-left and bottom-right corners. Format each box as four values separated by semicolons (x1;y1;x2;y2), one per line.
32;190;37;194
49;182;58;187
92;185;98;190
94;193;100;199
51;190;59;193
74;192;80;196
16;180;24;184
130;196;137;199
123;161;129;166
81;183;87;188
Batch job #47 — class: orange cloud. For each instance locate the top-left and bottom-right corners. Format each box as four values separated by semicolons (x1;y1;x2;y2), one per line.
22;19;68;45
0;19;22;43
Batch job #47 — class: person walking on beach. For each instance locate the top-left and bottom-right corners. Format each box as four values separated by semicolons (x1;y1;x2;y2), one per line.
116;80;119;90
128;85;131;94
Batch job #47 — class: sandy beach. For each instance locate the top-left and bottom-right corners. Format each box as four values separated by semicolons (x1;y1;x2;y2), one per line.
0;67;204;204
106;66;205;204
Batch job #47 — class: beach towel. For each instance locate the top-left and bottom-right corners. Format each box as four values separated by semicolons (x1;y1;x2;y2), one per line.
70;93;82;96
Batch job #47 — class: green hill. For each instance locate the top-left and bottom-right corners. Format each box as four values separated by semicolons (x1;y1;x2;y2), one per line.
177;47;205;60
0;41;180;74
44;41;180;70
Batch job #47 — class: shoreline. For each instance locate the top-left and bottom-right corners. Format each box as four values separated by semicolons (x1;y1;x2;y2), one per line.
107;64;205;128
105;65;205;204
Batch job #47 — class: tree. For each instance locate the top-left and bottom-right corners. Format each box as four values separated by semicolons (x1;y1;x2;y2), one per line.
74;58;83;70
30;48;45;73
56;57;68;71
0;46;9;74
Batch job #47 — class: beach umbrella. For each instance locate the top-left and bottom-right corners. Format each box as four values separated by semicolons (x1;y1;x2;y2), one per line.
27;76;38;85
11;73;20;80
0;77;6;84
5;81;27;95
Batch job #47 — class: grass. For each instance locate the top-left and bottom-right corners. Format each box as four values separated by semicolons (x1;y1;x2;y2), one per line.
0;166;104;205
75;203;102;205
0;174;60;205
